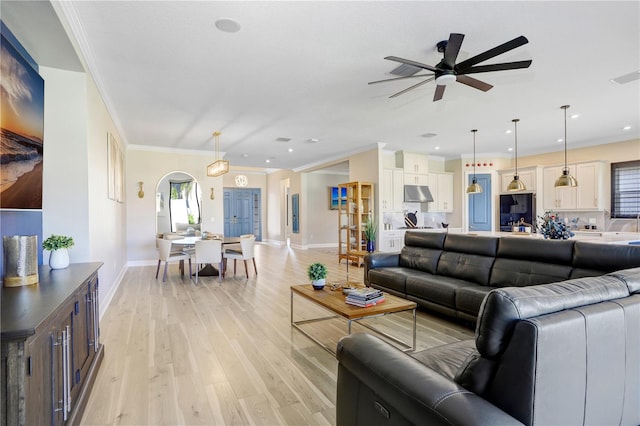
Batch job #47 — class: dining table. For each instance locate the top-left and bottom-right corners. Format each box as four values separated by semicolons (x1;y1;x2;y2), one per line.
171;236;241;276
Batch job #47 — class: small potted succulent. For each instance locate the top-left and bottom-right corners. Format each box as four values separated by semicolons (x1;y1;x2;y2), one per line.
43;234;74;269
307;262;328;290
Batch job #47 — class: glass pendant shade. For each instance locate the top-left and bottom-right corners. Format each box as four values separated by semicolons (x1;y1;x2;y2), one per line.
466;129;483;194
508;118;526;191
207;131;230;177
555;105;578;188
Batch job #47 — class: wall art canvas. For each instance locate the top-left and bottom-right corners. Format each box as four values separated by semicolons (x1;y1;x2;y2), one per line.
0;33;45;210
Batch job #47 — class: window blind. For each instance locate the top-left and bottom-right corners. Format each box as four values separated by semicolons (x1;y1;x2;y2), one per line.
611;160;640;218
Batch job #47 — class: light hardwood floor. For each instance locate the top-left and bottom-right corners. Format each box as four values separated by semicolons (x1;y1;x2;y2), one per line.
81;242;473;426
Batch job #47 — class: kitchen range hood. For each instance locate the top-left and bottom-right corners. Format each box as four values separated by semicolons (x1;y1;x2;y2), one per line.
404;185;434;203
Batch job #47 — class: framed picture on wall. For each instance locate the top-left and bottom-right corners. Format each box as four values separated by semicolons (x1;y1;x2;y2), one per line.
329;186;347;210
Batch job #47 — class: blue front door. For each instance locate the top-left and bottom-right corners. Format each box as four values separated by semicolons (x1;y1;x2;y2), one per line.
468;174;492;231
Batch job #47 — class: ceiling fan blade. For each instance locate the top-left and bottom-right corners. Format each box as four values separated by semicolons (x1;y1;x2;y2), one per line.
389;77;435;98
368;74;434;85
385;56;439;73
455;35;529;72
456;75;493;91
443;33;464;69
433;85;446;101
456;60;532;75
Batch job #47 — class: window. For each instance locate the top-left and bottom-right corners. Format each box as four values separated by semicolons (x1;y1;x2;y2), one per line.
611;160;640;218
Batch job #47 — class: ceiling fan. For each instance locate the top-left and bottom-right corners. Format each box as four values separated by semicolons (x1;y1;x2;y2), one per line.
369;33;532;101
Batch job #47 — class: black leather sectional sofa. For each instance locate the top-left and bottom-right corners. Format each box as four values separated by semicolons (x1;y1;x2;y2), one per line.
365;231;640;321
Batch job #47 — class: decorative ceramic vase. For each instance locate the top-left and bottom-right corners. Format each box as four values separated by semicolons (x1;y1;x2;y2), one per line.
311;279;326;290
49;248;70;269
366;240;375;253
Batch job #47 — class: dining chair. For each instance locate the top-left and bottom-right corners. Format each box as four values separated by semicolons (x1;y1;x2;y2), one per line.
193;239;223;284
223;236;257;279
156;238;191;282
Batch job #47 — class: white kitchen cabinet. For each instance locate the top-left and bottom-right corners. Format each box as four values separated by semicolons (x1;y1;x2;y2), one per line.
576;162;605;209
499;167;538;193
382;168;404;212
404;173;429;186
396;151;429;175
380;230;405;252
428;172;454;212
543;162;605;211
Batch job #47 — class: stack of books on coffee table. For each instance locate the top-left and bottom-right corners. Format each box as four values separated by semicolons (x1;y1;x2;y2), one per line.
345;287;385;307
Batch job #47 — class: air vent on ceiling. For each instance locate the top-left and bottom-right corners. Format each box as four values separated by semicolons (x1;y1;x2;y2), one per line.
611;70;640;84
275;137;292;142
390;63;421;77
421;132;437;138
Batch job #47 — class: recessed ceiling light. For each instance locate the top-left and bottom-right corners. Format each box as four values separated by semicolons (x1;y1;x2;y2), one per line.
215;18;241;33
265;159;271;163
505;130;512;134
434;146;440;150
507;147;513;152
306;138;319;143
288;148;293;152
623;125;632;130
557;138;564;143
570;114;580;119
241;154;249;158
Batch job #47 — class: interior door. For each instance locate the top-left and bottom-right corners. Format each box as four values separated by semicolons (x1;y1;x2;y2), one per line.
468;174;492;231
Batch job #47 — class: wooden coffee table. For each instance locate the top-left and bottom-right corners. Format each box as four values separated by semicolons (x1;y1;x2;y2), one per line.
290;283;417;356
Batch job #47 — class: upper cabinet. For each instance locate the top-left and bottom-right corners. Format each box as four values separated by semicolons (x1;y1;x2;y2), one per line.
428;172;454;212
499;166;540;193
382;168;404;212
542;161;605;210
396;151;429;175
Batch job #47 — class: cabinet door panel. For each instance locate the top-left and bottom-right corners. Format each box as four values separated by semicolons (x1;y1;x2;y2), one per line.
26;330;56;426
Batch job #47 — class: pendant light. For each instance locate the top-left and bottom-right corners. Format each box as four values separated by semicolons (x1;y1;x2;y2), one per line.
207;131;230;177
466;129;483;194
507;118;526;191
554;105;578;187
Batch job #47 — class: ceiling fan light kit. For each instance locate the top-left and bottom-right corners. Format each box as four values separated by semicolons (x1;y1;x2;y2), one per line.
207;131;230;177
373;33;532;101
507;118;527;191
554;105;578;188
466;129;483;194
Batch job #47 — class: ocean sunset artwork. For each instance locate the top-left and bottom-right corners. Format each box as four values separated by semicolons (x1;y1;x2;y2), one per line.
0;33;45;210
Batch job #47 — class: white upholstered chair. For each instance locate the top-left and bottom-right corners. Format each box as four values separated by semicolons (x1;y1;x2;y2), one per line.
223;236;257;278
193;239;223;284
156;238;191;282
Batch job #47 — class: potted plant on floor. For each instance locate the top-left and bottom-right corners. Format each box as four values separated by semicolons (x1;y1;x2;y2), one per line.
43;234;74;269
364;216;377;252
307;262;328;290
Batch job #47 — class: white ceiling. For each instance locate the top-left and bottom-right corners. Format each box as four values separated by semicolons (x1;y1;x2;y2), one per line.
4;1;639;172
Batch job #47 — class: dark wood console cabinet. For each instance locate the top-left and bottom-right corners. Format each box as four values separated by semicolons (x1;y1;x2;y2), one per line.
1;263;104;426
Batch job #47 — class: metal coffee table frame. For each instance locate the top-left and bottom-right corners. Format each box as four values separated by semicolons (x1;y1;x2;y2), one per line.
290;288;416;356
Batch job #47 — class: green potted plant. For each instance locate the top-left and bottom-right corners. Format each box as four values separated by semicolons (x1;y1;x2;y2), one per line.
364;216;377;252
307;262;328;290
43;234;74;269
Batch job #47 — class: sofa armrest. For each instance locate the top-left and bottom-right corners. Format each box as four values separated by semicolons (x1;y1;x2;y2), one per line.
336;333;523;426
364;252;400;285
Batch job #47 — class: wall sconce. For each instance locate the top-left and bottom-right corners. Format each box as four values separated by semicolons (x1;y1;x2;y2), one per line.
137;181;144;198
210;188;215;200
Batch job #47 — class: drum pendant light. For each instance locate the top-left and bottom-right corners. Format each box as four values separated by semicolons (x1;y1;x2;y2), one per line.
507;118;526;191
466;129;483;194
554;105;578;187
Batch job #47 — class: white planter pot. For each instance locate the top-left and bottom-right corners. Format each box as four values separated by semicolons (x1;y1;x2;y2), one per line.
49;249;70;269
311;278;326;290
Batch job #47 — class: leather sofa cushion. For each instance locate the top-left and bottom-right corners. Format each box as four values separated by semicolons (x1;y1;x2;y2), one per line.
399;246;443;274
574;242;640;272
411;339;476;381
490;258;572;287
406;274;470;309
404;231;446;249
609;267;640;293
444;234;499;257
455;285;495;316
497;237;574;264
367;267;425;294
437;252;495;285
475;275;630;359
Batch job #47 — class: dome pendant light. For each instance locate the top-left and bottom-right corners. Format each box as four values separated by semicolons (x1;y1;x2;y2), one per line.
554;105;578;187
466;129;483;194
507;118;526;191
